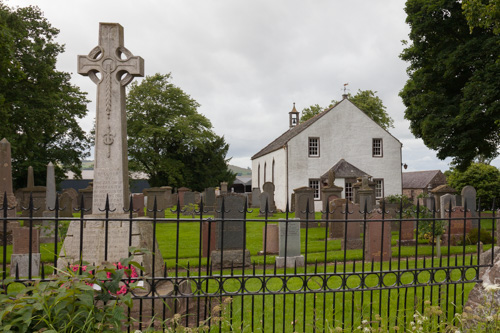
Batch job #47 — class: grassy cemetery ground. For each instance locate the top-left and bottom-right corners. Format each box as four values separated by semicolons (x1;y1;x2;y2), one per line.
1;210;497;331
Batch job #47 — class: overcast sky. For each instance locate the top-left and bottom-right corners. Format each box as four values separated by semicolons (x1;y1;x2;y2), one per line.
7;0;499;172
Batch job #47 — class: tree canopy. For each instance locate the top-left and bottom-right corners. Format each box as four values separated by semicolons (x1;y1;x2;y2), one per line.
400;0;500;170
299;90;394;130
446;163;500;207
126;73;235;191
462;0;500;34
0;3;90;189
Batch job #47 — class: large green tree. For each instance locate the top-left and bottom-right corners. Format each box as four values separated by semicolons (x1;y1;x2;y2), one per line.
462;0;500;34
446;163;500;207
0;3;90;189
400;0;500;170
300;90;394;130
127;73;235;191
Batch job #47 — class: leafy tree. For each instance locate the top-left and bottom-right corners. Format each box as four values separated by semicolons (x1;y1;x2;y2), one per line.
400;0;500;170
299;90;394;130
462;0;500;34
0;3;90;189
446;163;500;207
127;73;235;191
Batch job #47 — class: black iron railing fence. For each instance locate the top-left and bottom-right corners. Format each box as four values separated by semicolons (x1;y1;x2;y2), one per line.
0;192;497;332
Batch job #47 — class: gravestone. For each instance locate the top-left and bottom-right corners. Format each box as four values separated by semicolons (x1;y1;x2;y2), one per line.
358;176;374;212
294;187;315;227
259;192;272;216
261;224;279;254
440;193;456;219
203;187;216;214
41;162;58;243
276;218;304;268
177;187;190;207
0;138;18;225
162;186;173;208
321;170;343;219
364;211;392;261
20;166;46;217
59;192;74;218
132;193;145;217
461;186;478;229
329;198;347;239
251;188;261;208
143;187;169;217
211;193;250;268
442;206;473;245
340;203;363;250
183;191;196;207
78;183;93;213
62;188;79;211
202;220;217;257
10;227;40;277
262;182;276;211
59;23;162;277
220;182;228;194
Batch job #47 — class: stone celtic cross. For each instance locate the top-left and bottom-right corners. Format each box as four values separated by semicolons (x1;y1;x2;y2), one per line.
78;23;144;214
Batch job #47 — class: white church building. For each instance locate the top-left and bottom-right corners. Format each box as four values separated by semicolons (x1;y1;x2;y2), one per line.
251;95;403;211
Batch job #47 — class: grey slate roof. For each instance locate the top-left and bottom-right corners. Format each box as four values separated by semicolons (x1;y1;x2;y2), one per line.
402;170;445;189
320;159;370;180
251;101;341;159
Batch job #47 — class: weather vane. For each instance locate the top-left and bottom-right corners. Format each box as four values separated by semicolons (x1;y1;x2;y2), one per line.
343;83;349;94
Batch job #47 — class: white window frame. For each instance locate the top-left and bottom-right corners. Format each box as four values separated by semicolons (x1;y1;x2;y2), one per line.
309;179;320;200
375;179;384;199
345;181;353;201
308;137;320;157
372;138;383;157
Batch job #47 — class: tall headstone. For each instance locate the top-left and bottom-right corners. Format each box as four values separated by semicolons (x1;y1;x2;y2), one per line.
251;188;261;208
59;23;162;277
41;162;57;243
358;176;374;212
10;227;40;277
440;193;456;219
59;192;74;218
293;186;315;227
321;170;343;219
143;187;169;217
276;218;304;268
132;193;145;217
339;203;363;250
261;224;279;254
211;193;250;268
0;138;17;222
183;191;196;207
461;186;478;229
177;187;190;207
365;211;392;261
329;198;347;239
260;182;276;215
203;187;216;214
20;166;46;217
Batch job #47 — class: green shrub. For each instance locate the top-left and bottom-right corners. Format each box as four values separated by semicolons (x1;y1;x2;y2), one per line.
0;255;142;332
459;228;497;246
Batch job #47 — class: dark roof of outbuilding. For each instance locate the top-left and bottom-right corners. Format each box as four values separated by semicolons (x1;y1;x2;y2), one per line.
402;170;444;189
321;159;370;180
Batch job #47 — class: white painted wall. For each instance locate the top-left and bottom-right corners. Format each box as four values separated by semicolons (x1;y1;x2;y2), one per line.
251;148;287;210
287;99;402;210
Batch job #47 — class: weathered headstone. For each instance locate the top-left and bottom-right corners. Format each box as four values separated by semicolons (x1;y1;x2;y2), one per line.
41;162;58;243
329;199;347;239
276;218;304;268
78;183;93;213
59;192;74;218
364;211;392;261
143;187;169;217
10;227;40;277
261;224;279;254
294;187;315;227
62;188;79;211
202;220;217;257
358;176;374;212
183;191;196;207
220;182;228;194
211;193;250;268
132;193;145;217
461;186;478;229
442;206;473;245
440;193;456;219
162;186;173;208
340;203;363;250
251;187;261;208
262;182;276;211
177;187;190;207
0;138;18;224
203;187;216;214
259;192;271;216
20;166;46;217
321;170;343;219
59;23;162;277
